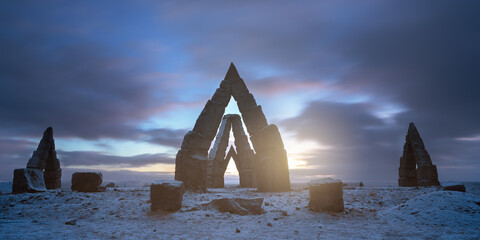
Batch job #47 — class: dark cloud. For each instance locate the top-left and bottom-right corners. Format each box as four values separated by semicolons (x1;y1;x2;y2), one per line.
140;128;187;149
58;151;174;167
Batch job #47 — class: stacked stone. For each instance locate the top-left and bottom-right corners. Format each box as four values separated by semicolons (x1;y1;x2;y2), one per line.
227;63;291;192
12;127;61;193
208;116;233;188
230;114;256;188
175;70;231;192
398;123;440;187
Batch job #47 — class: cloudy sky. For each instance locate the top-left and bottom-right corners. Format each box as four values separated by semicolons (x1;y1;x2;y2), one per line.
1;0;479;184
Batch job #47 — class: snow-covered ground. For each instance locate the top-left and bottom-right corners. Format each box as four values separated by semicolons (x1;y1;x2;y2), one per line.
1;182;479;239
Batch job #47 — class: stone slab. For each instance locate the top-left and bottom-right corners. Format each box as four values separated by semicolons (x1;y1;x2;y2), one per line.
12;168;46;194
71;172;103;192
150;180;185;211
241;105;268;136
308;178;344;212
44;168;62;189
250;124;285;151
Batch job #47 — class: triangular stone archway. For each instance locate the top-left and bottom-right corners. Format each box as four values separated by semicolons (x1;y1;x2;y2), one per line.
175;63;291;192
398;122;440;187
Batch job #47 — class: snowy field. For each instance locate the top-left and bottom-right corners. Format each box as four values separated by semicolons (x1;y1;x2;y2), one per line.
1;182;479;239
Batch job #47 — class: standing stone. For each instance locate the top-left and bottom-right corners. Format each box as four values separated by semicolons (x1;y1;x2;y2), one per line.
208;116;233;188
230;115;256;188
71;172;104;192
150;180;185;211
398;123;440;187
12;168;46;194
12;127;62;193
308;178;344;212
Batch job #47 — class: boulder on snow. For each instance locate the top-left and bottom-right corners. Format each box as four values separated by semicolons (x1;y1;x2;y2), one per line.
71;172;103;192
308;178;344;212
12;168;46;194
442;182;466;192
202;198;264;215
105;182;115;188
150;180;185;211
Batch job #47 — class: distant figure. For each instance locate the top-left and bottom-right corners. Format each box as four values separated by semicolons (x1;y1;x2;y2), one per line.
398;123;439;187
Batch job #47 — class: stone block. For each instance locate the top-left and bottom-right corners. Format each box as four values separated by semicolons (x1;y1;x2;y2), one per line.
399;156;416;169
174;149;208;191
193;100;226;140
398;177;418;187
417;165;439;183
255;148;290;192
239;169;256;188
150;180;185;211
44;168;62;189
241;105;268;136
250;124;285;151
12;168;46;194
231;78;249;100
181;131;212;150
26;153;46;169
308;178;344;212
45;155;60;171
442;182;466;192
211;87;231;107
398;167;417;178
201;198;264;215
71;172;103;192
236;93;257;112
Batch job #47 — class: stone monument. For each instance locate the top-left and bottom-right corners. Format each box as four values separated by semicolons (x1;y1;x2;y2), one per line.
398;122;440;187
175;63;290;192
12;127;62;193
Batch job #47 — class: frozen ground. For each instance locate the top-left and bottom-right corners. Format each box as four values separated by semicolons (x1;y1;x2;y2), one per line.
1;182;479;239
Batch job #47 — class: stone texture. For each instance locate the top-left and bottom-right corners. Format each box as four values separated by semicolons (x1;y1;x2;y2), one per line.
398;123;440;187
236;93;257;113
12;168;46;194
193;100;226;140
250;124;285;151
181;131;211;150
241;105;269;136
442;182;466;192
44;169;61;189
150;180;185;211
255;148;291;192
224;63;250;100
201;198;264;215
308;178;344;212
208;116;233;188
71;172;103;192
211;87;232;107
175;149;208;191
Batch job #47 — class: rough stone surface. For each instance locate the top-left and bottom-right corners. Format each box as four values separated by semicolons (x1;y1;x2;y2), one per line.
442;182;466;192
255;148;290;192
71;172;103;192
225;63;250;100
250;124;285;151
398;123;440;187
150;180;185;211
208;116;233;188
192;100;226;141
308;178;344;212
201;198;264;215
44;169;61;189
175;149;208;191
12;168;46;194
236;93;257;113
211;87;231;107
241;105;268;136
181;131;211;150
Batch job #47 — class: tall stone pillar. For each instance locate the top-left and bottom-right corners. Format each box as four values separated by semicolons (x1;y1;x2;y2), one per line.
229;114;256;188
207;116;232;188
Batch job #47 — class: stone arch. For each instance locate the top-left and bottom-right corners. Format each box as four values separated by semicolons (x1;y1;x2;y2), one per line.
398;122;440;187
175;63;290;192
207;114;255;188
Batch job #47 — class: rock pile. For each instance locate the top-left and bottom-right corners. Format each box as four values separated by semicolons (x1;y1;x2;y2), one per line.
201;198;264;215
12;127;62;194
398;123;440;187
